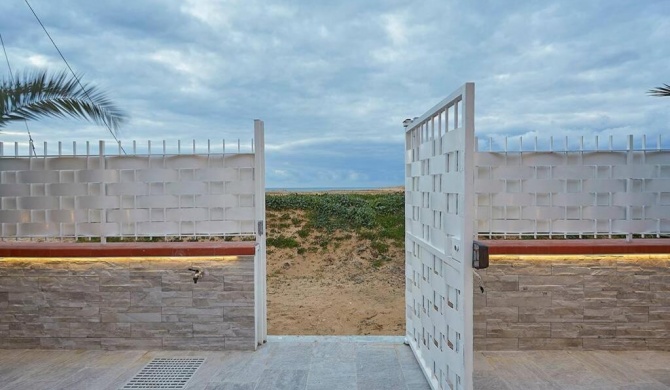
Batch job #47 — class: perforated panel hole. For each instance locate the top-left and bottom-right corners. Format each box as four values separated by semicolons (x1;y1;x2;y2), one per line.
120;357;205;389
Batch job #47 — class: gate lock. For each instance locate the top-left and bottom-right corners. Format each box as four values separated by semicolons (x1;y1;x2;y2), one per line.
472;241;489;269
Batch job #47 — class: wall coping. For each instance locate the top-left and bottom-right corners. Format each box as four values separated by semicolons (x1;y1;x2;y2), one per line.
480;238;670;255
0;241;256;257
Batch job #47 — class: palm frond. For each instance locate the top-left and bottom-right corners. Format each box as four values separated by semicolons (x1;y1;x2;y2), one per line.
648;84;670;97
0;69;127;131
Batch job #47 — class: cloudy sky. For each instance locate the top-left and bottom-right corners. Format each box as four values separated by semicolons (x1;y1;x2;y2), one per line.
1;0;669;188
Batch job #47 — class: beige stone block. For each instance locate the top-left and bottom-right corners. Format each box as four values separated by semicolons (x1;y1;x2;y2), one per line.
162;291;192;307
40;337;102;349
161;307;223;322
0;291;8;303
21;260;70;275
552;291;585;308
96;292;131;308
0;304;39;322
519;275;583;292
481;275;518;291
650;275;670;291
583;275;649;292
38;276;99;292
192;278;225;292
617;258;670;275
486;291;551;308
0;323;8;338
473;337;486;351
651;291;670;306
584;306;648;323
518;338;582;350
223;274;255;292
9;322;71;338
161;272;194;292
99;272;131;292
584;289;618;299
193;322;234;337
583;290;618;308
485;261;552;276
474;291;486;308
480;338;519;351
192;291;253;308
0;276;41;292
474;307;518;323
9;292;47;306
552;259;617;276
0;337;41;349
224;337;255;350
130;291;162;306
582;338;647;350
130;259;183;271
39;307;100;323
192;322;254;337
487;323;550;338
130;323;193;338
69;260;127;275
474;321;486;338
163;337;227;351
519;306;583;323
650;306;670;322
70;323;131;338
100;307;161;323
550;323;616;339
223;306;254;322
647;339;670;351
101;337;163;350
617;291;653;306
44;292;94;308
616;323;670;338
128;271;162;291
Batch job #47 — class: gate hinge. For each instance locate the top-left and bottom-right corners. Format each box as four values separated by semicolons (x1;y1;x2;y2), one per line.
258;221;264;236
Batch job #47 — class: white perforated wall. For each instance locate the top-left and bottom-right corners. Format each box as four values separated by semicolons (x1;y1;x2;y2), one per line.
475;136;670;238
405;83;475;390
0;141;259;238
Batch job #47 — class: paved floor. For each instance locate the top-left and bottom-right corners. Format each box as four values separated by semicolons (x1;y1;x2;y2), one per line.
0;336;430;390
475;350;670;390
0;338;669;390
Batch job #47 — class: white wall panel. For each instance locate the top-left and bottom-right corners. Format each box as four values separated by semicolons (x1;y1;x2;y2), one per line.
0;139;261;238
406;83;475;390
476;142;670;237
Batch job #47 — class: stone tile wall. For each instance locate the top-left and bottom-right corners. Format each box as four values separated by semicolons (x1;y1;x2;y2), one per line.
474;255;670;351
0;256;255;350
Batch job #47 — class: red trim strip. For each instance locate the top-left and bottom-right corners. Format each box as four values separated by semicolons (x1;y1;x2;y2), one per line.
0;242;256;257
480;239;670;255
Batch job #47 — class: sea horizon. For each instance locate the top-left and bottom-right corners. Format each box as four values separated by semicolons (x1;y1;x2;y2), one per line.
266;186;403;192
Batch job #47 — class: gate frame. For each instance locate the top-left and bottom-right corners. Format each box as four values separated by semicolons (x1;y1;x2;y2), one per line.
404;83;475;390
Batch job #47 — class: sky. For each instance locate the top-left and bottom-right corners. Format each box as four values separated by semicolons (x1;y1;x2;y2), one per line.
1;0;669;188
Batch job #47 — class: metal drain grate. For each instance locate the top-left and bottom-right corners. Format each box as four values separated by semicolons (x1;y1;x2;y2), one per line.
121;357;205;389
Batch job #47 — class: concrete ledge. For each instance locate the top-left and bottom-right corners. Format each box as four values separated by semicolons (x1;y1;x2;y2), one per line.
481;239;670;255
0;241;256;258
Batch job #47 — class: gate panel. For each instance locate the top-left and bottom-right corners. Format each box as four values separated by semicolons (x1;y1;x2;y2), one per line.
405;83;475;390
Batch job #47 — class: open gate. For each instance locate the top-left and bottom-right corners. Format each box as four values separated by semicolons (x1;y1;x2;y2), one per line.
405;83;475;390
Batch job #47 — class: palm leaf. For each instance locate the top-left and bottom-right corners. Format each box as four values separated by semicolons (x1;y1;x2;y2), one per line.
648;84;670;97
0;70;127;131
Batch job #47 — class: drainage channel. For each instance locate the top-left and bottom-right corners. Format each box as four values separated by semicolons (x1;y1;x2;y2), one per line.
120;357;205;390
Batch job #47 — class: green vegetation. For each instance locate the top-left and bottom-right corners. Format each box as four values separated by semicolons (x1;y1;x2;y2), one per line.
266;192;405;263
266;192;404;243
266;235;300;248
1;70;127;131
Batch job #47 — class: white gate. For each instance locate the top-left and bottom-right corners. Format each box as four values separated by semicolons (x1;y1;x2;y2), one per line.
405;83;475;390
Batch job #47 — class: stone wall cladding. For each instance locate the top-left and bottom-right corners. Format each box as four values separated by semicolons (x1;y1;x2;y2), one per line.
474;255;670;351
0;256;255;350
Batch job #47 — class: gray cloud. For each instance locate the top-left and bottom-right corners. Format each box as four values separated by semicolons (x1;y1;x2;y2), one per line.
1;0;668;187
